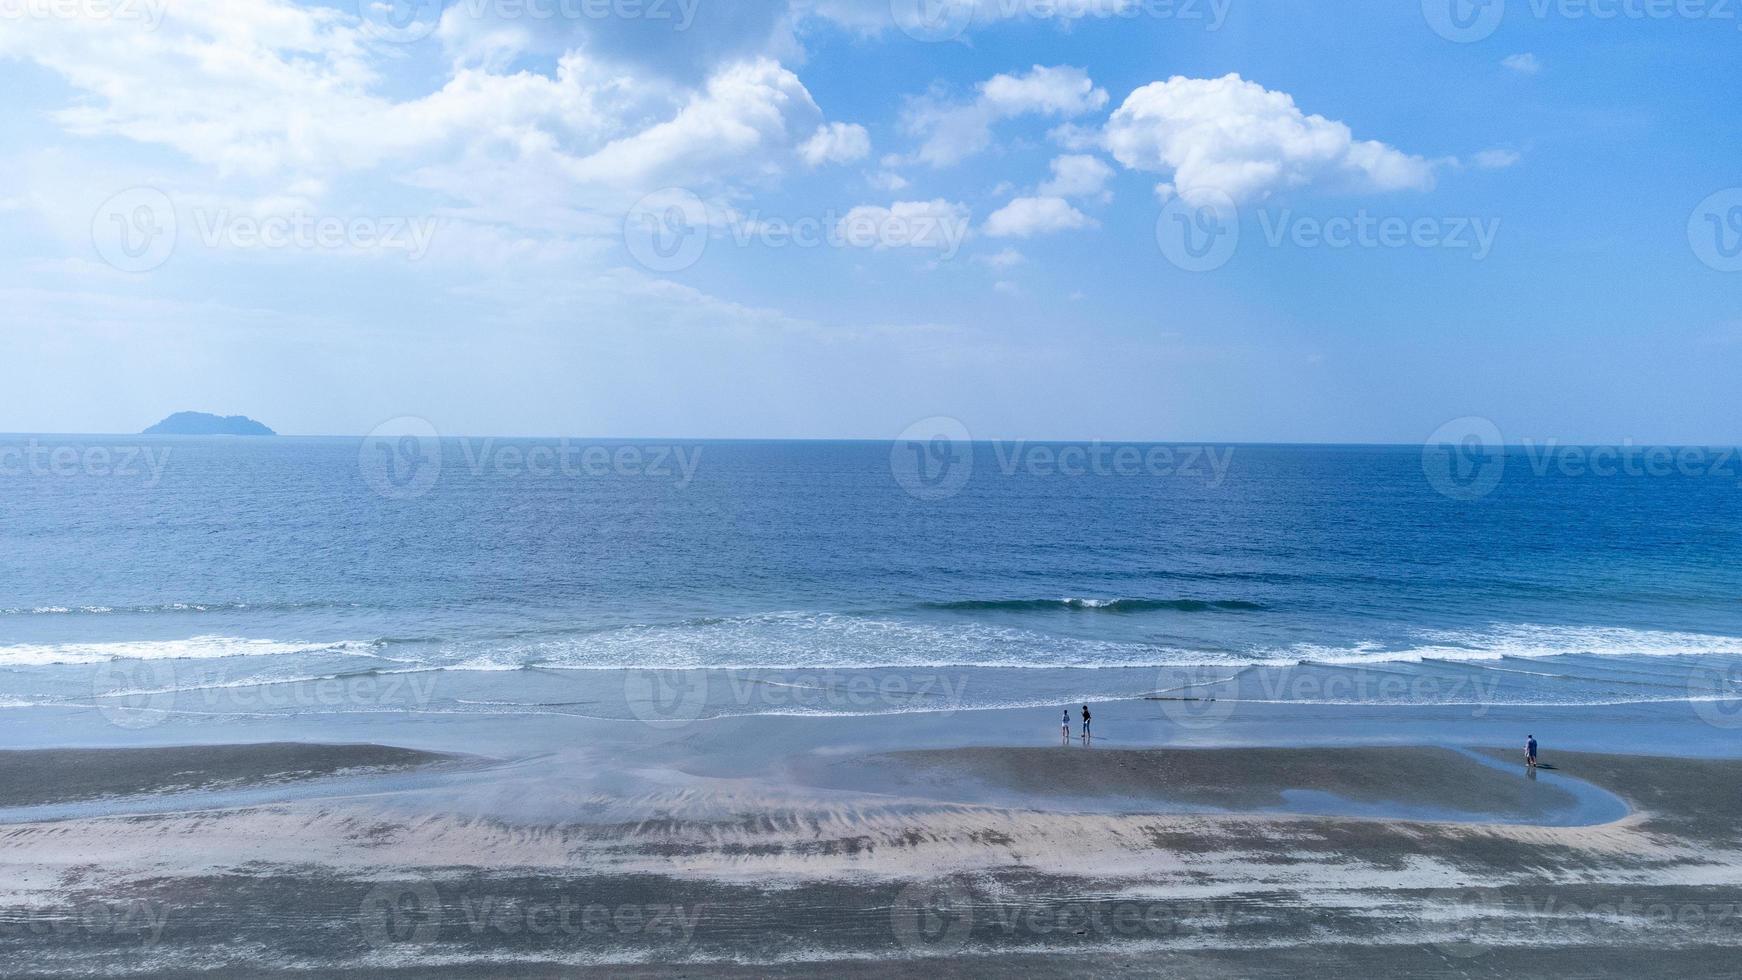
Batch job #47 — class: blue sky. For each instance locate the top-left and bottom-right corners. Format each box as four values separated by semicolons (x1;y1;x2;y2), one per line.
0;0;1737;441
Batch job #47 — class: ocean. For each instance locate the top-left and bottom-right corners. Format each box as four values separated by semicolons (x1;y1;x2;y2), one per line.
4;436;1742;737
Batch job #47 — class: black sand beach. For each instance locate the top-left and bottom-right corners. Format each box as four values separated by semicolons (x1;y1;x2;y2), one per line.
3;733;1742;977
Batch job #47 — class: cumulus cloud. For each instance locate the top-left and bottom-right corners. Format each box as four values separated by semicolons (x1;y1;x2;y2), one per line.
1502;53;1543;75
1104;74;1434;205
905;65;1108;167
1037;154;1115;201
565;59;822;188
983;196;1095;237
798;122;871;166
0;1;853;243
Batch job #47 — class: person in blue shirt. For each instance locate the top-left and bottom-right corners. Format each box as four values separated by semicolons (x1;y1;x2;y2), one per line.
1526;734;1538;769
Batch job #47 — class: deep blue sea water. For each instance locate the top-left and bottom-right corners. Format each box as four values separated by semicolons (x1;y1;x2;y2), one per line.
3;436;1741;731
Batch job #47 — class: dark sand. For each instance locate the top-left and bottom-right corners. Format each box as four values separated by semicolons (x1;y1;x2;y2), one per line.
4;742;1742;977
0;743;456;808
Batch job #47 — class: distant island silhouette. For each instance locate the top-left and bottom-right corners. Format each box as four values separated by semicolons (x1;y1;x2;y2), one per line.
142;412;276;436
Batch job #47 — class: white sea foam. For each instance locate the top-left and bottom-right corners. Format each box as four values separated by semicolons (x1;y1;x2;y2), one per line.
6;619;1741;676
0;636;371;667
420;617;1742;673
1265;624;1742;668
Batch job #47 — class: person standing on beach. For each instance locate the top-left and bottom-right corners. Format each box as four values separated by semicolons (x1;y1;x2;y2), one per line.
1062;709;1070;744
1526;734;1538;769
1081;704;1092;744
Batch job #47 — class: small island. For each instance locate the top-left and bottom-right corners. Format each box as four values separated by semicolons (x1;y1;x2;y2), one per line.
142;412;276;436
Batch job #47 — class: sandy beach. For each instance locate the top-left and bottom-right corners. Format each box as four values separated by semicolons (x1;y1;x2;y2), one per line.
4;713;1741;977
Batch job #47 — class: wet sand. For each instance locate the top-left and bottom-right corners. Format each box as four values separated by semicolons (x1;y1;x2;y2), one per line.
0;743;456;808
3;739;1741;976
789;745;1610;821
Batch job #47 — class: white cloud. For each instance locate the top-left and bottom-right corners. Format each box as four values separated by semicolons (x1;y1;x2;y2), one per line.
1502;53;1543;75
983;196;1095;237
905;65;1108;168
1037;154;1114;201
1104;74;1434;205
978;247;1026;269
980;65;1109;117
1047;122;1102;151
1474;148;1521;169
799;122;871;166
0;3;853;246
565;59;821;188
868;170;910;191
820;0;1145;37
837;199;972;256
